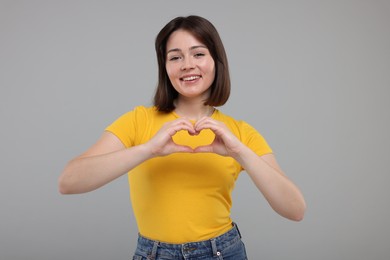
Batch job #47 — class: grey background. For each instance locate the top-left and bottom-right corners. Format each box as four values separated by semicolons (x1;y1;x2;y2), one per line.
1;0;389;259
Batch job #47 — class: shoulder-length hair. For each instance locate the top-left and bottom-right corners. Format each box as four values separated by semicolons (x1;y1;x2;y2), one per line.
154;15;230;112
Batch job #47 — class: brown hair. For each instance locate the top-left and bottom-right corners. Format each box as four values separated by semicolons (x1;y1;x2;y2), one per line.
154;15;230;112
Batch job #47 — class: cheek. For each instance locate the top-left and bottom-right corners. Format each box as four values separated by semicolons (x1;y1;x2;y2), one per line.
206;59;216;76
208;63;216;80
165;64;178;79
165;66;174;81
165;64;170;75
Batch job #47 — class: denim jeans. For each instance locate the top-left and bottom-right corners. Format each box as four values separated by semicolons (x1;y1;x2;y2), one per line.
132;223;248;260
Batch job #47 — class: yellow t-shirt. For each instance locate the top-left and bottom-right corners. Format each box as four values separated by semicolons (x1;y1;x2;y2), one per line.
105;106;272;243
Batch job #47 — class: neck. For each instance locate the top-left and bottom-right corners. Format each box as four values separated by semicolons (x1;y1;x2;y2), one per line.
174;98;214;120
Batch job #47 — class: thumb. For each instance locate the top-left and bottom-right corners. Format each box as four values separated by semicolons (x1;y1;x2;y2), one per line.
173;144;194;153
193;145;214;153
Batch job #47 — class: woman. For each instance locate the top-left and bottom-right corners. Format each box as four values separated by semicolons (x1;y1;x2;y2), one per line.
59;15;306;260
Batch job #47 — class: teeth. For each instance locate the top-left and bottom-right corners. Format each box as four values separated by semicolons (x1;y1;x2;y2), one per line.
182;76;200;81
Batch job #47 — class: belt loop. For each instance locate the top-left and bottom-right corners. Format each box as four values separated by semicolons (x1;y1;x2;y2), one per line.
210;238;217;256
210;238;222;258
149;241;159;260
233;222;242;238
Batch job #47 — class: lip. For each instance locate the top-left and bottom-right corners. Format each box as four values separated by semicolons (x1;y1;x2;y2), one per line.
180;74;202;81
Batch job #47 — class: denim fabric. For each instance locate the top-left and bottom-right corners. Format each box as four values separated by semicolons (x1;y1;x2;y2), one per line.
132;223;247;260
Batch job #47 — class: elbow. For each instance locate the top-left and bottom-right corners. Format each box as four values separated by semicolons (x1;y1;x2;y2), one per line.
58;166;78;195
58;160;81;194
58;174;72;195
288;201;306;222
58;184;71;195
277;199;306;222
283;209;305;222
290;210;305;222
58;167;92;195
58;186;69;195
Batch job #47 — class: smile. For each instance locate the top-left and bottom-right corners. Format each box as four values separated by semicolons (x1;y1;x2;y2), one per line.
181;75;201;81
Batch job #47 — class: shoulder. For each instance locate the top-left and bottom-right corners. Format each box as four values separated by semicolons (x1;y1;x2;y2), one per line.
214;110;251;132
214;110;267;141
116;105;175;128
105;105;159;147
118;105;158;120
131;105;156;115
215;110;272;154
106;105;156;130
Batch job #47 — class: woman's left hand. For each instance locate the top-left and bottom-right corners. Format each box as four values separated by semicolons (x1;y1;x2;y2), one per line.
194;117;306;221
193;117;243;157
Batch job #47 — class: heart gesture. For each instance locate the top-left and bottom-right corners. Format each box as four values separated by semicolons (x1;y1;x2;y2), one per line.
193;117;243;157
146;117;243;158
146;118;196;156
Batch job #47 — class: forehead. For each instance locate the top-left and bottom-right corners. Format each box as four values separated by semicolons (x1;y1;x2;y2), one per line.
166;29;205;51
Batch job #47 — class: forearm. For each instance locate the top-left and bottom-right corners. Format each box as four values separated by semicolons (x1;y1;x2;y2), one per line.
59;144;152;194
234;147;306;221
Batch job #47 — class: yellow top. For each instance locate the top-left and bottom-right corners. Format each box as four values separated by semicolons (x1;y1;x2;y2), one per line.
105;106;272;243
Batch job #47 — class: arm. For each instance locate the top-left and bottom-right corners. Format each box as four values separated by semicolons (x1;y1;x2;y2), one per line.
59;118;195;194
235;151;306;221
194;117;306;221
58;131;152;194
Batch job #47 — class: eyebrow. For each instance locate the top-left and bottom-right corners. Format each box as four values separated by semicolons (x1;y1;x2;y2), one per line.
166;45;208;54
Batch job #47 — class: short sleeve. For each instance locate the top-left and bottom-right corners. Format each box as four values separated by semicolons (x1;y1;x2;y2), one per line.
105;106;147;148
240;121;273;156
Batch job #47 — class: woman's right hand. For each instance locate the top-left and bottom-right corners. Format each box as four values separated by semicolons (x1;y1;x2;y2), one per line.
145;118;196;157
59;118;196;194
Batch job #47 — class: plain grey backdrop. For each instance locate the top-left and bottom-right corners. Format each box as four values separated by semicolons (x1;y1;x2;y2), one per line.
1;0;389;259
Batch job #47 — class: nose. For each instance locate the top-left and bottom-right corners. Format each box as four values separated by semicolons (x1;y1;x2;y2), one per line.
181;57;195;71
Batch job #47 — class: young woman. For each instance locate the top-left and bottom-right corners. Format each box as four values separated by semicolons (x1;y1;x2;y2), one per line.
59;15;306;260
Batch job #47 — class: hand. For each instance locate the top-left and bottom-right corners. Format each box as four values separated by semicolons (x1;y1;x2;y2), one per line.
145;118;195;157
193;117;244;157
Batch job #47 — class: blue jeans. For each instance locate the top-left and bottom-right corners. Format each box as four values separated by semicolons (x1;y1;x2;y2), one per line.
132;223;248;260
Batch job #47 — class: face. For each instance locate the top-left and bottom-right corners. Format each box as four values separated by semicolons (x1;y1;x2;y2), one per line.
165;29;215;102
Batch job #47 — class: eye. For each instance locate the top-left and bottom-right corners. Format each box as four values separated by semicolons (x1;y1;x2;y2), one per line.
194;53;205;58
168;56;181;61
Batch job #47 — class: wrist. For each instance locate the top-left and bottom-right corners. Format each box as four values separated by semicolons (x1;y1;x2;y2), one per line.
231;144;254;166
136;143;157;160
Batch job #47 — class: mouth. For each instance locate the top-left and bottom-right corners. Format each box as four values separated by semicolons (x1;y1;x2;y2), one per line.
180;75;201;82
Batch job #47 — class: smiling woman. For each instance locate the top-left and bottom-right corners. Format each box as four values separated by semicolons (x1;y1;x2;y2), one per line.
58;15;306;260
165;30;216;111
154;16;231;114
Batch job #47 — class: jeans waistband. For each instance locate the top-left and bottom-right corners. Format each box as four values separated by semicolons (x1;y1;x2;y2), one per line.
135;223;243;259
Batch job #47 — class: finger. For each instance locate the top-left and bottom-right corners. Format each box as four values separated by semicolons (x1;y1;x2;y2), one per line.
175;118;196;133
195;121;225;136
194;116;215;128
167;125;194;136
194;118;214;130
164;118;193;128
171;144;194;153
167;121;196;136
193;145;214;153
